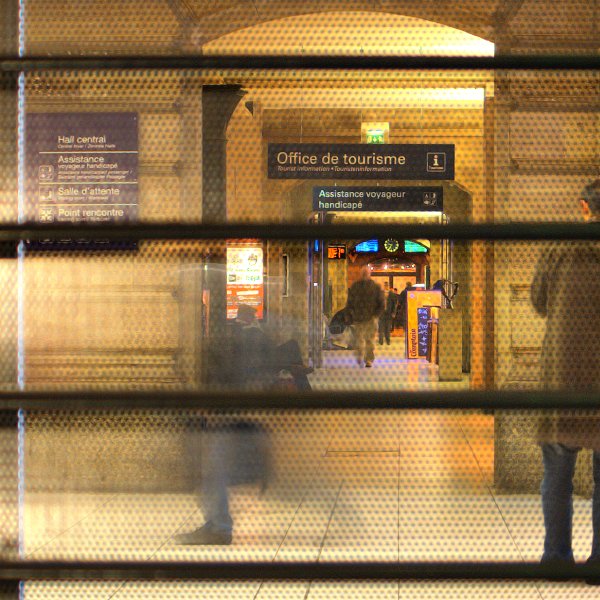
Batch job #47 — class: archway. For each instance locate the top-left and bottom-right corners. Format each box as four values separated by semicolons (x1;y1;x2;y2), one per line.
203;11;494;55
220;10;492;384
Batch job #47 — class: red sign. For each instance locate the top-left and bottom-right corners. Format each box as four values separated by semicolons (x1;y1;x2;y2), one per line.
227;285;264;320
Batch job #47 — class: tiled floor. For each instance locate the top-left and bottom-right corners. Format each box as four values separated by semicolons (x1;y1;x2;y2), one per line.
313;337;468;391
21;340;600;598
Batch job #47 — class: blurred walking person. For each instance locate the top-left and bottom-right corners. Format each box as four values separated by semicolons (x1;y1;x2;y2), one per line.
346;267;384;367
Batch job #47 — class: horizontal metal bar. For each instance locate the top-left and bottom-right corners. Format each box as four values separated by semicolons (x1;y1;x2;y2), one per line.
1;55;599;72
0;390;598;411
1;222;599;242
0;560;598;581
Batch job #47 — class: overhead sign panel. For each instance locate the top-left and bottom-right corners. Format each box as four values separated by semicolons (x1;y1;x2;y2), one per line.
405;240;430;253
355;239;379;253
268;144;454;180
313;186;443;212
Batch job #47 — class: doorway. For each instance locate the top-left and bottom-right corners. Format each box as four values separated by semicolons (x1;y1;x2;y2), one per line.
309;209;446;368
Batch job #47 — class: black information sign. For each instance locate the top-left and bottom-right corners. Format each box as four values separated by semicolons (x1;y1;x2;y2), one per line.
313;186;443;212
268;143;454;180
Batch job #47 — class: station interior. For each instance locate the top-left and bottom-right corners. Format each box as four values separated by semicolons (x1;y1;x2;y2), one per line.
0;1;598;598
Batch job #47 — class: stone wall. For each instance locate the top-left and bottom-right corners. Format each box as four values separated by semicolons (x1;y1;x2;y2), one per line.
493;0;599;495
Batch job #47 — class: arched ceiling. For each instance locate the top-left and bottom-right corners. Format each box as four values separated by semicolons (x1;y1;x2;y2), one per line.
24;0;513;55
203;12;495;57
26;1;592;56
177;0;503;48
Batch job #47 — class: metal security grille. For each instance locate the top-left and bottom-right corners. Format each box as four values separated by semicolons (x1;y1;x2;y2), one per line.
0;2;598;597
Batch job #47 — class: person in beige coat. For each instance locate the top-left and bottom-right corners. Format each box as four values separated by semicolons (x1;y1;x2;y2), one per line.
531;179;600;575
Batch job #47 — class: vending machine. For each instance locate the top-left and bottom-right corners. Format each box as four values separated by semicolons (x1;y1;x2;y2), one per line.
405;289;442;359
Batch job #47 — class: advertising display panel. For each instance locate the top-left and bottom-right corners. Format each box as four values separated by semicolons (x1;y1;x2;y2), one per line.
25;112;139;224
226;245;264;320
406;290;442;359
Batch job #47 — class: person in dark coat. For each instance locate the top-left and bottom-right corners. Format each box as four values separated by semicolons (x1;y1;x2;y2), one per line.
228;304;312;391
229;303;275;389
346;266;384;367
531;179;600;573
394;281;413;330
378;282;399;345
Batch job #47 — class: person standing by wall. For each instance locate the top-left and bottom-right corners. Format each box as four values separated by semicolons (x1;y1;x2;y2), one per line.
346;266;384;367
531;180;600;580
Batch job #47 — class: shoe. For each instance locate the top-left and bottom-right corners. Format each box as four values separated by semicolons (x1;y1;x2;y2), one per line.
586;557;600;585
540;556;574;582
175;524;232;546
365;361;373;368
289;364;314;376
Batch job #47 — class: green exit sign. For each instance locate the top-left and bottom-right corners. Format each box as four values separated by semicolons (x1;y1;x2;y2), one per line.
366;129;385;144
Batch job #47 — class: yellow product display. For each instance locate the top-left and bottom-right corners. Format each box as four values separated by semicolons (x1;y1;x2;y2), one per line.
406;290;441;359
